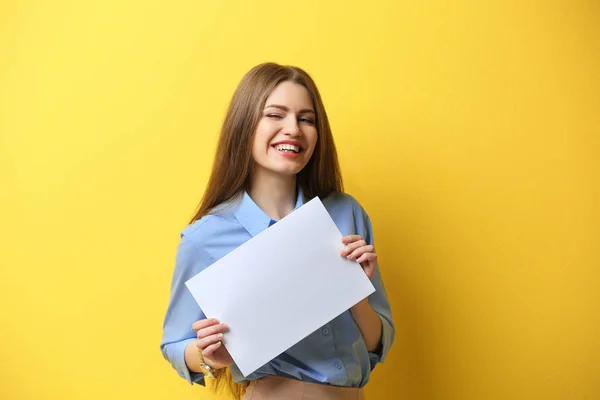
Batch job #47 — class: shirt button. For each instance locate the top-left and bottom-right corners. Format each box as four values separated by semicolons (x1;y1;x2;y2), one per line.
322;327;329;335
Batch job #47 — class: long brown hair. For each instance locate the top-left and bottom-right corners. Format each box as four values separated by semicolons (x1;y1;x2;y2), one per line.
189;63;343;399
188;62;343;225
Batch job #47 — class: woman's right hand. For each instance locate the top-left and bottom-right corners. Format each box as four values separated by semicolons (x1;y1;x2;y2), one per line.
192;318;234;370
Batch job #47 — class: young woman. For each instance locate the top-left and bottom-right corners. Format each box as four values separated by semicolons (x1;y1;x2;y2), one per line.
161;63;394;400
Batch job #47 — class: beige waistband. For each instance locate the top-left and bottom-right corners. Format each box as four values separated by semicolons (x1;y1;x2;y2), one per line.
242;375;364;400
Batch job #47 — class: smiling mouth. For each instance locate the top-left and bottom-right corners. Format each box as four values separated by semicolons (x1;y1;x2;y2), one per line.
272;144;303;153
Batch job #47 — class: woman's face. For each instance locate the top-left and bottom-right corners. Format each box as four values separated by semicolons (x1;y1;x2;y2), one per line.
251;81;318;177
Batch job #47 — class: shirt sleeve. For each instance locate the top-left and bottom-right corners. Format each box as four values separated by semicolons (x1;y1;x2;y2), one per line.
160;234;212;386
359;206;395;370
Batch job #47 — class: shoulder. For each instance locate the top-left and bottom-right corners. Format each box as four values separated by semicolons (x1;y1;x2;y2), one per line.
180;205;239;250
321;191;369;219
320;191;373;238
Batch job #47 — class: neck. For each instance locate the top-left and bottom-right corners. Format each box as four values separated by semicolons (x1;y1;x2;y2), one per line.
248;166;297;221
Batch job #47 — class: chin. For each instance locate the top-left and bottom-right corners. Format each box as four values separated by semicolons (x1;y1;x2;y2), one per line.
274;167;303;176
267;159;305;173
254;158;310;177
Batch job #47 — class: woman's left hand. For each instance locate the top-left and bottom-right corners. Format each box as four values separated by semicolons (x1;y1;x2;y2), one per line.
340;235;377;280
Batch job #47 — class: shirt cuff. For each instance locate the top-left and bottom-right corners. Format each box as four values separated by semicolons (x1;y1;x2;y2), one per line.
163;338;206;386
368;314;394;369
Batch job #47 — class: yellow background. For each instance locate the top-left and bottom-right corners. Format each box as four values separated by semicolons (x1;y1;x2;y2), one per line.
1;1;598;399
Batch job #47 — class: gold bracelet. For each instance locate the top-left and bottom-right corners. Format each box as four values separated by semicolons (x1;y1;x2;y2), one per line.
197;346;221;378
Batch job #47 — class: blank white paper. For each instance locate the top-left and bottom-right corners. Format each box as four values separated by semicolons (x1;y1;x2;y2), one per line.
185;197;376;377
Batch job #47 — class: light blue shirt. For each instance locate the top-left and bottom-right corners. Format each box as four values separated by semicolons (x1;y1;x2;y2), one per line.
160;189;394;387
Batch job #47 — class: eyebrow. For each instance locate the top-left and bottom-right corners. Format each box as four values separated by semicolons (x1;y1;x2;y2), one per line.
264;104;315;114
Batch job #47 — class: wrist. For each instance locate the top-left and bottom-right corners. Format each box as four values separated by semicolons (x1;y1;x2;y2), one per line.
197;346;223;378
202;354;221;370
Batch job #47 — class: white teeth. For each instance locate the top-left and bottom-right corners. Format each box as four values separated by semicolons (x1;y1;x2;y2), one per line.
275;144;300;153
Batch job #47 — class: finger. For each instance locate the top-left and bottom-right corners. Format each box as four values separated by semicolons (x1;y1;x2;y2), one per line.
197;333;224;350
340;240;367;257
342;235;363;245
346;244;373;260
357;252;377;264
202;341;223;358
192;318;220;332
197;323;229;339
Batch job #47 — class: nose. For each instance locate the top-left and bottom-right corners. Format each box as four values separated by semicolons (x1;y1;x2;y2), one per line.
282;115;301;136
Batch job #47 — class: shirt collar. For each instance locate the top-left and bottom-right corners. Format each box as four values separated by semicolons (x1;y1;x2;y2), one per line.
233;187;304;237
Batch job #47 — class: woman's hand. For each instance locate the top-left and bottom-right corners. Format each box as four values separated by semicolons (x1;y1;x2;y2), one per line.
340;235;377;280
192;318;234;370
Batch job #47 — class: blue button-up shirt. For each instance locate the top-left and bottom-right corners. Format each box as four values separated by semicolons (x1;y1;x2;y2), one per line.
160;189;394;387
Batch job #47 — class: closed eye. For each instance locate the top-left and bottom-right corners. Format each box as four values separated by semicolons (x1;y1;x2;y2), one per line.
267;114;283;119
299;117;315;124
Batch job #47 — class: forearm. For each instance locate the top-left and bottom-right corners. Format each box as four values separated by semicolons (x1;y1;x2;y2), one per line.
350;298;383;352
